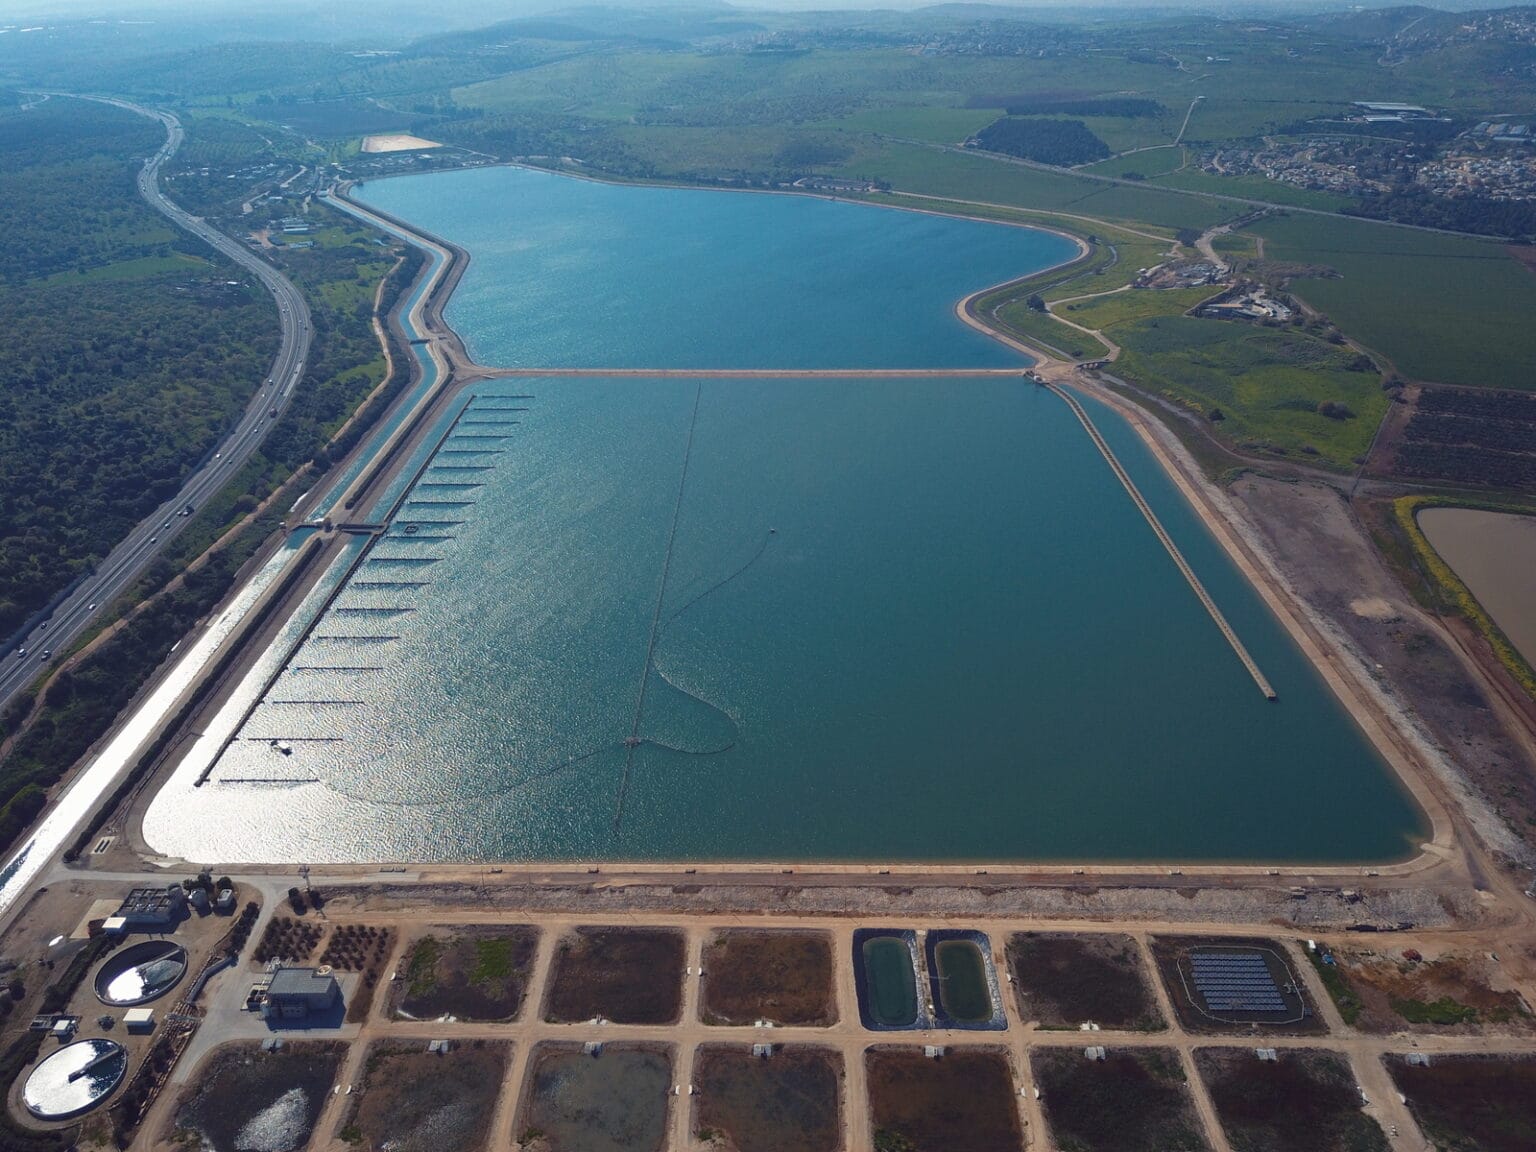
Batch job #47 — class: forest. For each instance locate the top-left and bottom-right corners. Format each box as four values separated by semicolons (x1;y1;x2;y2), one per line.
1345;187;1536;242
0;97;277;641
971;117;1112;166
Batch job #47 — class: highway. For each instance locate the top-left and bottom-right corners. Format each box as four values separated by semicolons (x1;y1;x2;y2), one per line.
0;97;312;712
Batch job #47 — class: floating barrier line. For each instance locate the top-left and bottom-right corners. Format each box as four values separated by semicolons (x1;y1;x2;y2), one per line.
215;776;322;785
242;735;341;742
665;530;773;627
1046;382;1277;701
288;665;384;671
614;380;706;832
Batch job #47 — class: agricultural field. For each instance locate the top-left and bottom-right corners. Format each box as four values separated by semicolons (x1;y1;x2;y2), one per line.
1033;1047;1208;1152
1005;933;1164;1031
253;915;323;964
700;930;836;1027
693;1045;842;1152
394;926;539;1022
1307;945;1534;1033
1196;1048;1387;1152
1387;1055;1536;1152
1245;213;1536;391
1151;167;1354;213
820;106;1000;145
841;142;1236;233
341;1041;509;1152
544;927;685;1025
1391;388;1536;491
1082;146;1186;180
865;1046;1024;1152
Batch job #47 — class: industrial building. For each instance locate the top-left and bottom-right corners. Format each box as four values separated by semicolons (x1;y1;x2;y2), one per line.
110;885;187;931
257;966;340;1020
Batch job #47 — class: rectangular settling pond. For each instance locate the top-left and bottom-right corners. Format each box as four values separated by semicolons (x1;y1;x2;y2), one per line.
145;374;1425;863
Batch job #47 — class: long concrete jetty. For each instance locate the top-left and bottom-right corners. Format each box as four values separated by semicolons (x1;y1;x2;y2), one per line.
1047;382;1278;701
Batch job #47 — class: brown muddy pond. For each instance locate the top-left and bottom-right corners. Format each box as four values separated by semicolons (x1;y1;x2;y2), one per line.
1419;508;1536;666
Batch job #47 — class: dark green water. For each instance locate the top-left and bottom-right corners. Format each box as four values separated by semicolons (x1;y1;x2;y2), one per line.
141;170;1427;864
935;941;993;1023
863;938;920;1027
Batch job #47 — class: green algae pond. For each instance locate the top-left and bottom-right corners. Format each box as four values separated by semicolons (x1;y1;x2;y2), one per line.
935;940;994;1023
861;936;920;1027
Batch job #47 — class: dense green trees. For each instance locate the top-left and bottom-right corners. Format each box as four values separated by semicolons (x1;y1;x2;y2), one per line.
0;99;278;640
972;118;1111;166
1345;188;1536;241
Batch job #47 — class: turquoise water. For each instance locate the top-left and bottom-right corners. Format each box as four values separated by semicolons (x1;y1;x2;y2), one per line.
353;166;1074;369
140;169;1425;863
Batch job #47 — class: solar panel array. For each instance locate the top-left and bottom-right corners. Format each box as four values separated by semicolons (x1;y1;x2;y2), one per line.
1189;951;1288;1014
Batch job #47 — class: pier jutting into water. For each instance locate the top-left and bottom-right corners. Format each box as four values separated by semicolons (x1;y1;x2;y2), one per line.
1045;382;1278;701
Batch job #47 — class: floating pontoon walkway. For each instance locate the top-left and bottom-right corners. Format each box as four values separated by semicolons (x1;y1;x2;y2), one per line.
1046;382;1277;701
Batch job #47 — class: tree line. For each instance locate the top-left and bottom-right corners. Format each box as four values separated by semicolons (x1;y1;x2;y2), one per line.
972;117;1111;166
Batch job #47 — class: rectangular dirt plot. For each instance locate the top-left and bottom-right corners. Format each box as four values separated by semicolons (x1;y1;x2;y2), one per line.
1314;945;1536;1034
1006;932;1163;1030
518;1042;672;1152
701;929;835;1026
1033;1046;1209;1152
544;927;684;1024
1197;1047;1387;1152
167;1041;344;1152
694;1045;843;1152
342;1040;510;1152
865;1046;1023;1152
393;925;538;1021
1388;1054;1536;1152
1151;935;1324;1034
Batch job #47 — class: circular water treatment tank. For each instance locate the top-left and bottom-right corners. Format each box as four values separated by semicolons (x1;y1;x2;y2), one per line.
93;939;188;1006
22;1039;127;1120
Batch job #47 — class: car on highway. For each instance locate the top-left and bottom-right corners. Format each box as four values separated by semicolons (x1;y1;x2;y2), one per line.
87;603;96;611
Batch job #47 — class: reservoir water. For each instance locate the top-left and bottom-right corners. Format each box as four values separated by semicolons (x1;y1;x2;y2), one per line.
140;167;1425;863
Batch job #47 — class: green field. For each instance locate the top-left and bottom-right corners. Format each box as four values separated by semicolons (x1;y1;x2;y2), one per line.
821;106;1000;144
842;142;1234;232
1057;285;1216;329
1111;316;1389;467
1151;167;1354;212
1247;213;1536;390
1082;146;1185;180
993;303;1111;361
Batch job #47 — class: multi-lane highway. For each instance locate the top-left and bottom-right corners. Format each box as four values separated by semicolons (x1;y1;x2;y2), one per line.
0;97;312;711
